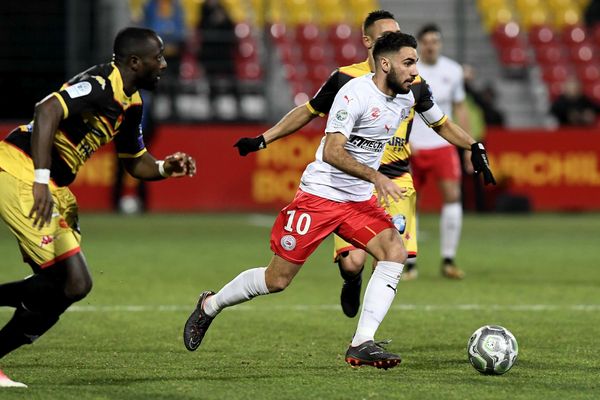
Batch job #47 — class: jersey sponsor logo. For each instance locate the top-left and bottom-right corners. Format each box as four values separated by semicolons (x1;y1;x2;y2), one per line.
40;235;54;247
335;110;349;121
348;135;386;152
388;136;406;147
65;81;92;98
370;107;381;119
280;235;296;251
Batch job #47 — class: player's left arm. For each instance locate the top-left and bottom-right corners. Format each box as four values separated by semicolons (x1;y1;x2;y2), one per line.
434;120;496;185
122;151;196;180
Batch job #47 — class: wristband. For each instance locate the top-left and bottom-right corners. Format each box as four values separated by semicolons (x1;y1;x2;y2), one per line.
156;160;170;178
34;169;51;184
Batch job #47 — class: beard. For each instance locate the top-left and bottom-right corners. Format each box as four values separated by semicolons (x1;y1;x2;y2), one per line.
386;67;410;95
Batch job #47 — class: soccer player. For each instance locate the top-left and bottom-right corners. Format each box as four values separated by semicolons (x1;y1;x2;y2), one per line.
233;11;495;318
0;27;196;388
184;31;495;369
234;10;405;318
407;24;477;280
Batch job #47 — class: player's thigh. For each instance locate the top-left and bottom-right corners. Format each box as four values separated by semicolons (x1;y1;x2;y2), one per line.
385;178;417;258
336;196;402;261
270;190;341;265
0;172;81;269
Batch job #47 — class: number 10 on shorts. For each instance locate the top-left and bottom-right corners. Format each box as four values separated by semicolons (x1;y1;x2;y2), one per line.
284;210;312;235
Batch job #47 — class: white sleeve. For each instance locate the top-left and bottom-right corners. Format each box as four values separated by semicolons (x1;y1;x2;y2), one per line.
418;102;447;128
325;83;364;138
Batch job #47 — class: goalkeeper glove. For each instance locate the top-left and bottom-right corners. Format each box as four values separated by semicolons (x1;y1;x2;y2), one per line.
470;142;496;185
234;135;266;156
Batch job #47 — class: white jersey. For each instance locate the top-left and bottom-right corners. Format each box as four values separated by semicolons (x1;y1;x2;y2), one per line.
411;55;465;150
300;74;420;202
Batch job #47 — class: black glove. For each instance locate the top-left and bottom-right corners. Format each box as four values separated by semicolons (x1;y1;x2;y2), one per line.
470;142;496;185
234;135;267;156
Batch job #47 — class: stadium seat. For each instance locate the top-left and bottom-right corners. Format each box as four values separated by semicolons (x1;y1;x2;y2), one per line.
491;22;521;47
296;23;321;46
303;43;328;63
335;42;360;65
576;64;600;83
562;24;587;45
499;44;528;66
541;64;570;83
269;22;289;44
307;63;333;83
592;23;600;46
277;41;300;64
234;22;252;41
327;23;354;45
236;60;262;81
283;62;307;81
535;43;568;64
569;43;595;64
583;81;600;104
529;25;557;46
237;39;257;60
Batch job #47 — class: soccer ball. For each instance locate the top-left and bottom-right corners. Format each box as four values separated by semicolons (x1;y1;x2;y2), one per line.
467;325;518;375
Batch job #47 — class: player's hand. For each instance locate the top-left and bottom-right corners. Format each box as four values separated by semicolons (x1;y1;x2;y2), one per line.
373;173;407;208
164;152;196;178
470;142;496;185
463;150;474;174
234;135;266;156
29;182;54;229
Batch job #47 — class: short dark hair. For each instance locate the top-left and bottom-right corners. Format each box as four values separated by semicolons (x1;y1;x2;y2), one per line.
373;31;417;62
363;10;396;33
417;23;441;40
113;27;159;63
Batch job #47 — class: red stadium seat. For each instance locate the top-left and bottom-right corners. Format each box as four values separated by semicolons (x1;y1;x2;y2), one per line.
569;43;595;64
491;22;521;47
583;81;600;104
307;63;333;82
529;25;557;47
593;23;600;46
277;41;300;64
234;22;252;40
296;23;321;46
499;42;528;67
547;81;564;101
335;42;360;65
237;39;257;60
269;22;289;44
282;62;307;81
303;43;328;63
541;64;570;83
236;60;262;81
535;43;568;65
562;24;587;45
327;23;353;45
576;64;600;83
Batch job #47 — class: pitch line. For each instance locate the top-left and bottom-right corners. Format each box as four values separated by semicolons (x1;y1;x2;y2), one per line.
2;304;593;313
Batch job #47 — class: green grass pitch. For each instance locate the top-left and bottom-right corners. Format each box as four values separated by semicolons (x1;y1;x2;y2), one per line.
1;212;599;399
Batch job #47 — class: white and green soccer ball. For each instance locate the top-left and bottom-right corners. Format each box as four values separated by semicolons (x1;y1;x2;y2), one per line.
467;325;518;375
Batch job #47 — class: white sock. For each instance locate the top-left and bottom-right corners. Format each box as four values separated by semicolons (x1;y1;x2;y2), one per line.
440;202;462;260
351;261;404;347
204;267;269;317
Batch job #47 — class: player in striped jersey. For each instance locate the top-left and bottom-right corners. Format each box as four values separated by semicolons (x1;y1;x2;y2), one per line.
0;27;195;387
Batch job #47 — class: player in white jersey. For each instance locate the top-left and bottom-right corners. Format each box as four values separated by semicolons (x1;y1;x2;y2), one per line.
408;24;472;280
183;31;495;369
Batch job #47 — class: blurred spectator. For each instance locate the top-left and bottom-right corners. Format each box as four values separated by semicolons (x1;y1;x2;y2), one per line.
463;64;505;127
198;0;239;113
584;0;600;27
550;77;600;126
142;0;186;118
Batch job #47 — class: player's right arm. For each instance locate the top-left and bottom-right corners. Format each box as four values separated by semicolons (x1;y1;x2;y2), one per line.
322;133;405;207
29;95;64;229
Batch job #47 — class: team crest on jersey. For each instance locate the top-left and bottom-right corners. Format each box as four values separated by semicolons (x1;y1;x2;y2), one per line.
335;110;348;121
280;235;296;251
65;82;92;98
400;106;411;120
370;107;381;119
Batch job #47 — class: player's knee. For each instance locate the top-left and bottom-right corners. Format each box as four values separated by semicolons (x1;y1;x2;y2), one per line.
64;276;93;302
382;242;407;264
340;252;365;274
265;274;292;293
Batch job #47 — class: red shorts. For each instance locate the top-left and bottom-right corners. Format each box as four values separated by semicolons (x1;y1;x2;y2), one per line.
411;145;461;190
270;190;395;264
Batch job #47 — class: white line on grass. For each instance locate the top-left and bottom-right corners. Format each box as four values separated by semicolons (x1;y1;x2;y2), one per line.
0;304;590;313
